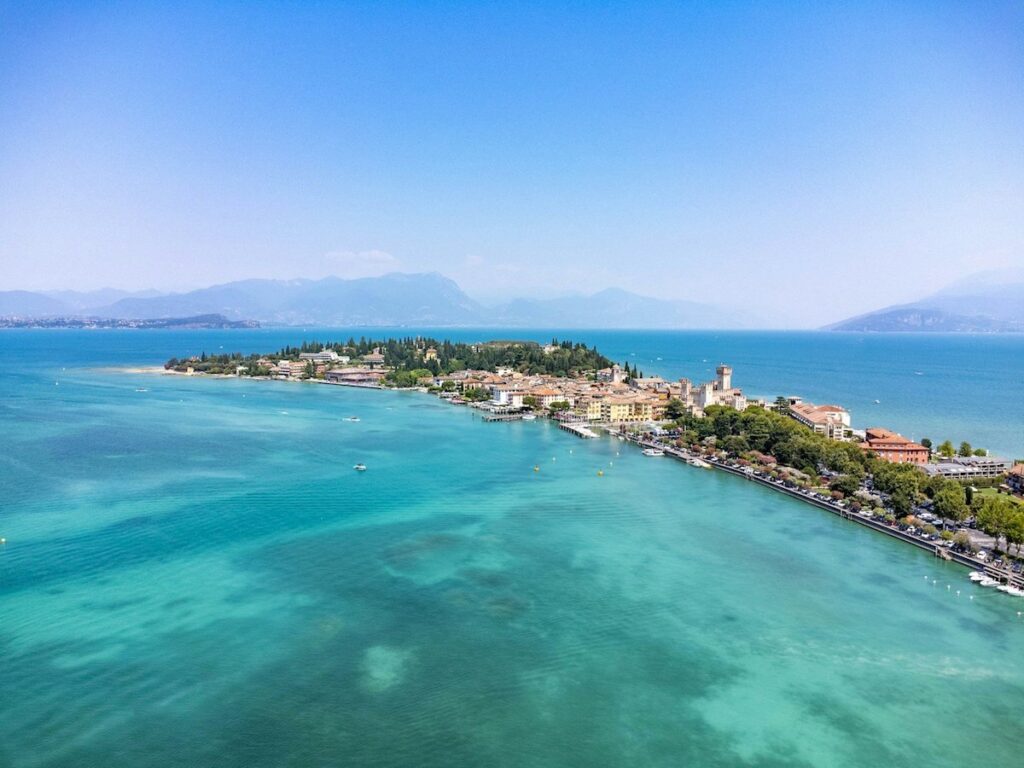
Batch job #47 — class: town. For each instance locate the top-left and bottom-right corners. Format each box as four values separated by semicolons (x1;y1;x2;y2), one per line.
166;337;1024;592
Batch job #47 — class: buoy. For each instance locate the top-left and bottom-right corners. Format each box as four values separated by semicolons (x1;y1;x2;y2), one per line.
597;470;604;477
946;585;951;590
533;466;540;472
0;537;5;544
969;595;974;600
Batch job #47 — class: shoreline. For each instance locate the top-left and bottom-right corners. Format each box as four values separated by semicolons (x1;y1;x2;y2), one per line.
132;364;1024;595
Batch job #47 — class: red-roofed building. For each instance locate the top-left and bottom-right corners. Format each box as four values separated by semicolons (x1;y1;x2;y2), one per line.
863;427;929;465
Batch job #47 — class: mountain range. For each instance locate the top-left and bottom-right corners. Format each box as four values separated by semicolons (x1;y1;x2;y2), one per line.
825;271;1024;332
0;273;756;329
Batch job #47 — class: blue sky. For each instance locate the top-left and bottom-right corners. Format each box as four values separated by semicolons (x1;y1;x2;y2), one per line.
1;1;1022;326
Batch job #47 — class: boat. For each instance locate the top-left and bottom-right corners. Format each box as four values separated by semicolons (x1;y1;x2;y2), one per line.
521;414;537;421
978;577;1000;588
873;399;880;404
688;458;712;469
353;463;367;471
968;571;985;582
345;416;360;422
996;584;1024;596
135;388;148;392
642;448;664;457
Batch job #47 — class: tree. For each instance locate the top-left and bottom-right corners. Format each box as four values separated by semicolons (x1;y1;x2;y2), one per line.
548;401;570;413
1006;511;1024;555
952;531;974;552
976;497;1016;552
665;398;687;421
722;435;750;455
829;474;861;498
958;441;973;457
938;440;955;458
522;395;539;409
933;484;968;522
890;488;915;517
973;448;987;457
773;396;790;415
920;438;932;449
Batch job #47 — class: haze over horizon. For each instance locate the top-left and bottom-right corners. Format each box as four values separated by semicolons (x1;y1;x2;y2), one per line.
2;2;1022;326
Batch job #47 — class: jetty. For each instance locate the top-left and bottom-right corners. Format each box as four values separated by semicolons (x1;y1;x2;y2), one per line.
559;422;598;439
483;412;525;422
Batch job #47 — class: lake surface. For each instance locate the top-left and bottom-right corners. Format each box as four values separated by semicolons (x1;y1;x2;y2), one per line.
1;329;1023;767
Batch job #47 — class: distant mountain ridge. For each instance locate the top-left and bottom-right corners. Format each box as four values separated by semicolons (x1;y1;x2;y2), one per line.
826;273;1024;332
490;288;758;329
0;273;754;329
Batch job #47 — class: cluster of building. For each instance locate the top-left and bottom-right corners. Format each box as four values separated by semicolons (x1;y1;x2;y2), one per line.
428;361;766;425
256;347;385;383
236;348;1024;488
784;398;851;441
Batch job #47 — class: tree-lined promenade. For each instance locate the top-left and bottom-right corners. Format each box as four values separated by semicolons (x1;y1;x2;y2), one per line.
656;402;1024;559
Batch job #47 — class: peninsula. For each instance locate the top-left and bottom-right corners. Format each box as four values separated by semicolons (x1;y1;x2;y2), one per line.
165;336;1024;593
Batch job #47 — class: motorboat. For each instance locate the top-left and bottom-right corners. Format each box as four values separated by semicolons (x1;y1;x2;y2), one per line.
353;463;367;471
345;416;361;422
521;414;537;421
968;571;986;582
978;577;1000;588
642;448;664;457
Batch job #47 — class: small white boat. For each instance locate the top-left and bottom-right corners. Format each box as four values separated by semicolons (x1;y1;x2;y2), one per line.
135;388;148;392
345;416;360;422
353;463;367;471
873;399;880;404
688;458;712;469
968;571;985;582
642;449;664;457
521;414;537;421
979;577;1000;588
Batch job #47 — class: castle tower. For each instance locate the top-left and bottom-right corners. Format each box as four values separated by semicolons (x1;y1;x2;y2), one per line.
678;378;692;404
716;364;732;392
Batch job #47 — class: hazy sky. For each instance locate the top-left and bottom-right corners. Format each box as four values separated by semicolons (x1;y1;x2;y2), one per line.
1;1;1022;326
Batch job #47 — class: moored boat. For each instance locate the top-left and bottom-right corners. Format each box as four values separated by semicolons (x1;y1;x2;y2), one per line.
642;448;664;457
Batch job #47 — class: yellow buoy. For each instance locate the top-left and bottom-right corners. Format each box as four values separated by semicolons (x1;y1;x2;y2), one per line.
533;466;540;472
597;470;604;477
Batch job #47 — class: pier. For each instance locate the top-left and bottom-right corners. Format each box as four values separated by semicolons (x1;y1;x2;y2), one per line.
483;412;525;422
559;422;598;439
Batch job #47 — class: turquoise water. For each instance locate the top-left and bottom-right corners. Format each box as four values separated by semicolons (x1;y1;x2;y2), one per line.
2;329;1024;767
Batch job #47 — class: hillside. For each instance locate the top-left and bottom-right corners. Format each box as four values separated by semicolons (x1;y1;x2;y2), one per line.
826;273;1024;332
2;273;755;328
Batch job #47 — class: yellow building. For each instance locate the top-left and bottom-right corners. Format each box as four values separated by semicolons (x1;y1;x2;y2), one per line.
600;398;653;423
